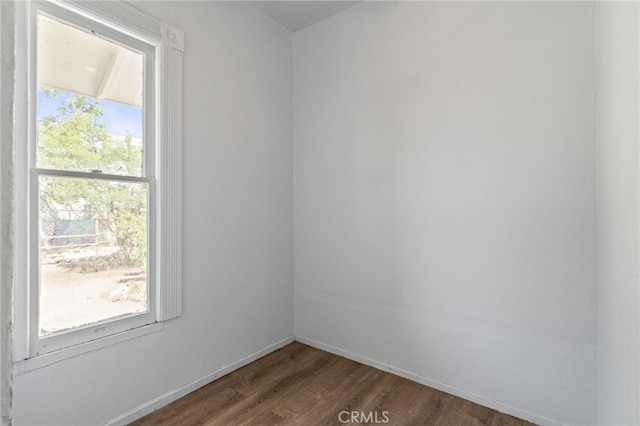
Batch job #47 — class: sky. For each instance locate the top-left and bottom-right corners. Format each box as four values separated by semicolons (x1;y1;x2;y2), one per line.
37;90;144;138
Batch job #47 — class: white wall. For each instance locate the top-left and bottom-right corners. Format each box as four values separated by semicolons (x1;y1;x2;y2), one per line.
7;2;640;425
595;3;640;425
11;2;293;424
294;2;596;424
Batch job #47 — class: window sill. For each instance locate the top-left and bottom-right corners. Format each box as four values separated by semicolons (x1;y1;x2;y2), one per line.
13;321;163;375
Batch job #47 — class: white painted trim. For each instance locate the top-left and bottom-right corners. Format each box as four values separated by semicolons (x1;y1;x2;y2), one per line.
14;0;183;360
14;322;163;375
104;335;296;426
55;0;162;45
295;335;562;426
26;1;160;358
161;23;184;52
156;37;183;321
13;0;30;364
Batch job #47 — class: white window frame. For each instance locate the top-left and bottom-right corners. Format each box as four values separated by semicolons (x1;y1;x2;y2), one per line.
14;0;183;364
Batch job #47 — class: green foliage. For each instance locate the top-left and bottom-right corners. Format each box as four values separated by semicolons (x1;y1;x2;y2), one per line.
113;209;146;266
38;89;146;268
38;91;142;175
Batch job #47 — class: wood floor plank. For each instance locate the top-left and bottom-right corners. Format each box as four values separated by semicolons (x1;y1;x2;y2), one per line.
130;343;535;426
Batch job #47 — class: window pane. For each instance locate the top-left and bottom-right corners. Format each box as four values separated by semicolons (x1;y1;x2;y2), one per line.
38;175;148;336
37;14;144;176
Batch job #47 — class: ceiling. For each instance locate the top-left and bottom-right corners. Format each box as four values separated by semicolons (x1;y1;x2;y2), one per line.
250;1;360;32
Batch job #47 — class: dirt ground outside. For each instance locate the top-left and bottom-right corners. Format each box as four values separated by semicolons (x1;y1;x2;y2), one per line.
39;245;147;335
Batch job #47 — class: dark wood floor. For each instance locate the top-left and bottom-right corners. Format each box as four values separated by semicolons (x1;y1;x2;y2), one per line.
131;342;534;426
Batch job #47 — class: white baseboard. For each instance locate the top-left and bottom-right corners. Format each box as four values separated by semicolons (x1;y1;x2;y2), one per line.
295;335;562;426
104;334;296;426
105;333;561;426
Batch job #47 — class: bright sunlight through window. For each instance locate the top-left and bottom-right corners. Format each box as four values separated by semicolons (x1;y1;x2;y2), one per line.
17;0;182;361
36;14;149;337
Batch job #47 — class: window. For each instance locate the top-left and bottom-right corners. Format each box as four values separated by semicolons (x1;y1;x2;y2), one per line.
16;1;183;360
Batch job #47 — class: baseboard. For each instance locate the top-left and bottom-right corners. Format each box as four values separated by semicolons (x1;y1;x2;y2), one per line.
106;333;561;426
295;335;562;426
104;334;296;426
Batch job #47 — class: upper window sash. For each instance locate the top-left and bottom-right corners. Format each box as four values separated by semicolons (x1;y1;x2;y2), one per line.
33;8;155;179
